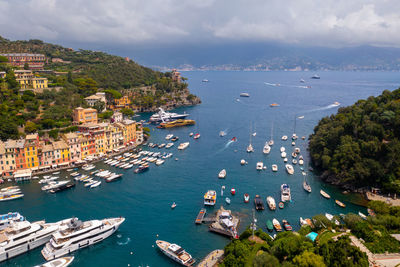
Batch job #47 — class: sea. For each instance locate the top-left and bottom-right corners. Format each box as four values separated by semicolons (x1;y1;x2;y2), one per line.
3;71;400;266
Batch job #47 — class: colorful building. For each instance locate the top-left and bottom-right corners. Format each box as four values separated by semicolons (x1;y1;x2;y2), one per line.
122;119;137;145
0;53;46;70
73;107;98;124
1;140;17;176
38;143;55;168
14;140;26;170
24;134;39;169
113;95;131;109
80;134;96;159
14;70;48;90
62;133;81;163
84;92;107;111
52;140;70;165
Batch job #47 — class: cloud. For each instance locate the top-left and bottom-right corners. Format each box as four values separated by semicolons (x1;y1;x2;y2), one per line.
0;0;400;47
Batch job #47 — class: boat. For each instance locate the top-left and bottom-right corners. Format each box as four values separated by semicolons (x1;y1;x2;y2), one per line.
281;152;287;158
320;190;331;199
189;133;194;137
155;240;195;266
292;159;297;165
268;140;274;146
240;93;250;97
221;186;225;196
358;212;367;220
240;159;246;165
90;181;101;188
266;196;276;210
225;197;231;204
231;188;236;195
41;180;70;192
171;136;179;142
278;202;284;209
246;144;254;153
150;108;189;123
218;169;226;179
254;195;264;210
34;256;74;267
281;184;291;202
263;143;271;154
282;220;292;231
106;174;123;182
165;134;174;140
299;217;308;226
158;143;166;149
41;217;125;261
244;194;250;203
325;213;334;221
204;190;217;206
171;202;177;209
0;194;24;202
158;119;196;129
134;165;149;174
266;220;274;232
231;137;237;142
303;180;312;193
299;159;304;165
219;131;226;137
311;74;320;79
178;142;190;150
291;141;295;146
272;164;278;172
280;147;285;152
295;148;300;153
272;219;282;232
335;200;346;208
285;164;294;175
202;79;209;82
281;135;288;141
49;183;75;194
193;133;200;139
270;103;280;107
291;152;297;158
0;212;25;230
333;101;340;106
166;143;174;149
81;164;96;171
300;79;305;83
256;162;264;171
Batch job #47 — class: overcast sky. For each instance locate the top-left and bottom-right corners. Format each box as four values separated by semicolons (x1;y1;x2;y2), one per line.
1;0;399;48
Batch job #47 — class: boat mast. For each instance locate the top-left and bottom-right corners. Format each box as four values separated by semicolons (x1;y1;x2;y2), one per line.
293;115;297;135
270;121;274;141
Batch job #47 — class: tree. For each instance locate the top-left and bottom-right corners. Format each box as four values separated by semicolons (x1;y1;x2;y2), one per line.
93;100;105;113
73;78;98;97
48;129;59;140
253;253;280;267
292;251;326;267
25;121;38;133
121;108;134;117
0;56;8;63
67;71;73;83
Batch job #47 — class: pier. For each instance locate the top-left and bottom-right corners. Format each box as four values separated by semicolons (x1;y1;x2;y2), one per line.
195;209;206;224
197;249;224;267
208;206;239;239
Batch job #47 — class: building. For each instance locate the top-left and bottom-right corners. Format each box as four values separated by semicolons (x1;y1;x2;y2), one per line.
136;123;144;144
24;134;39;169
14;70;48;90
1;140;17;176
79;134;96;159
14;140;26;170
0;53;46;70
111;112;123;123
0;71;5;79
73;107;98;124
122;119;137;145
171;69;181;83
52;140;70;165
38;143;55;168
84;92;107;111
62;133;81;163
113;95;131;109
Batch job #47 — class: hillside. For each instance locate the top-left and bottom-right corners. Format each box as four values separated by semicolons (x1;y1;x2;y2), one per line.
309;88;400;193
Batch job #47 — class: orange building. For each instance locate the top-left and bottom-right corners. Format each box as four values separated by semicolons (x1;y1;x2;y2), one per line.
73;107;98;124
0;53;46;70
113;95;131;109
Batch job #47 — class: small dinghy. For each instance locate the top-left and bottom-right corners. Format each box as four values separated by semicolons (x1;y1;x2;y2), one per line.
225;197;231;204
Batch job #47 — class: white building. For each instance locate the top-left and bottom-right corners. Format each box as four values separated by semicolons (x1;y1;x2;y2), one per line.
84;92;107;111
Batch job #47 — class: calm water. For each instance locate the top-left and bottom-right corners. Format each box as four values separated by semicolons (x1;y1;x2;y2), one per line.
3;71;400;266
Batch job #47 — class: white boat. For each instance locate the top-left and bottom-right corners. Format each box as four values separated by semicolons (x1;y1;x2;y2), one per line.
281;152;287;158
256;162;264;170
156;240;195;266
0;212;25;230
150;108;189;123
280;147;285;152
204;190;217;206
358;212;367;220
171;202;177;209
291;141;295;146
41;180;70;191
240;93;250;97
35;256;74;267
325;213;334;221
0;220;63;262
41;217;125;261
90;181;101;188
39;177;58;184
225;197;231;204
221;185;225;196
266;196;276;210
281;135;288;141
165;134;174;140
268;140;274;146
299;159;304;165
320;190;331;199
283;158;288;162
292;159;297;165
219;131;226;137
156;159;165;166
81;164;96;171
292;133;298;140
166;143;174;149
240;159;246;165
247;144;254;153
218;169;226;179
272;164;278;172
178;142;190;150
285;164;294;174
303;180;312;193
281;184;291;202
263;143;271;154
299;217;308;226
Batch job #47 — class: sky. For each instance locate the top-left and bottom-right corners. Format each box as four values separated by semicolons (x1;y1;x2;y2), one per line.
1;0;399;48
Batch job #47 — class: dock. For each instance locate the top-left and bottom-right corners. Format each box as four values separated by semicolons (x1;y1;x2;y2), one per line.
197;249;224;267
195;208;206;224
209;206;239;239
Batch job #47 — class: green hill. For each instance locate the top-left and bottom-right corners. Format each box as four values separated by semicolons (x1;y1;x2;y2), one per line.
309;88;400;193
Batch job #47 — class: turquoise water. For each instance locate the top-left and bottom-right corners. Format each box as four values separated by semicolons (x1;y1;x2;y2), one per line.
3;71;400;266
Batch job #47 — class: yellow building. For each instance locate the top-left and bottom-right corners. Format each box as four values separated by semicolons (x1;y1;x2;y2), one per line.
52;140;70;165
14;70;48;90
24;134;39;168
73;107;98;124
113;95;131;109
122;119;136;144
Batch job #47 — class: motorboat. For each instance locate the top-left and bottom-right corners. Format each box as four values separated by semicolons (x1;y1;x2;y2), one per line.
325;213;334;221
281;152;287;158
221;186;225;196
165;134;174;140
358;212;367;220
0;194;24;202
158;120;195;129
225;197;231;204
303;180;312;193
166;143;174;149
171;202;177;209
0;220;63;262
299;159;304;165
193;133;200;139
34;256;74;267
268;140;274;146
158;143;166;148
246;144;254;153
320;190;331;199
266;220;274;232
282;220;292;231
281;184;291;202
280;147;285;152
266;196;276;210
204;190;217;206
49;183;75;194
219;131;226;137
240;93;250;97
178;142;190;150
244;194;250;203
295;147;300;153
134;165;149;174
41;217;125;261
156;159;165;166
292;159;297;165
218;169;226;179
240;159;246;165
283;158;288;163
231;137;237;142
41;181;70;192
155;240;195;266
291;141;295;146
281;135;288;141
263;143;271;154
311;74;320;79
291;152;297;158
81;164;95;171
106;174;123;182
335;200;346;208
256;162;264;171
272;219;282;232
292;133;298;140
285;164;294;175
270;103;280;107
231;188;236;195
272;164;278;172
189;133;194;137
90;181;101;188
254;195;264;210
202;79;209;82
149;108;189;123
300;79;305;83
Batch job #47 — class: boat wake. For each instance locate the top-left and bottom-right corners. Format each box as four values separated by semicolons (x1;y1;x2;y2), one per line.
117;237;131;246
304;103;340;113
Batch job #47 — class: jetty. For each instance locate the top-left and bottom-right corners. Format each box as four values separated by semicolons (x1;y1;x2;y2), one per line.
197;249;224;267
195;209;207;224
209;206;239;239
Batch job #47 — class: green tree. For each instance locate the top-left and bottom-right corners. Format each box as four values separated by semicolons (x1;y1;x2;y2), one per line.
253;253;280;267
93;101;105;113
0;56;8;63
67;71;73;83
121;108;134;117
48;129;59;140
292;251;326;267
25;121;38;133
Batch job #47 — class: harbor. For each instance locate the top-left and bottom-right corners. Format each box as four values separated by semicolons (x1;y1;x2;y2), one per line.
1;71;399;266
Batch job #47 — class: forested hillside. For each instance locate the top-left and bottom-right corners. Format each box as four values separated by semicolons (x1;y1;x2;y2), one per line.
309;89;400;193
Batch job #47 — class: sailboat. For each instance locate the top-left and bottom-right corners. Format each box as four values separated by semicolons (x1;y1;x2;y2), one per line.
247;123;254;153
292;115;298;141
303;172;311;193
268;122;274;146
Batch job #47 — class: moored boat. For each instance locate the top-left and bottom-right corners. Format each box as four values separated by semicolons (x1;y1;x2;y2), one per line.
218;169;226;179
278;202;284;209
225;197;231;204
320;190;331;199
282;220;292;231
272;164;278;172
156;240;195;266
303;180;311;193
266;196;276;210
34;256;74;267
204;190;217;206
256;162;264;170
178;142;190;150
254;195;264;210
281;135;288;141
358;212;367;220
244;193;250;203
266;220;274;232
231;188;236;195
335;200;346;208
281;184;291;202
272;219;282;232
285;164;294;175
263;143;271;154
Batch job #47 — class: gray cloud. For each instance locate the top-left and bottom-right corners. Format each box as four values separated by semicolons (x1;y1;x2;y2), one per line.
0;0;400;47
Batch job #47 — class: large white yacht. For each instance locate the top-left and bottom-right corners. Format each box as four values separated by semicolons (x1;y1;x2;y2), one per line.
150;108;189;123
41;217;125;261
156;240;195;266
0;212;25;230
0;220;62;262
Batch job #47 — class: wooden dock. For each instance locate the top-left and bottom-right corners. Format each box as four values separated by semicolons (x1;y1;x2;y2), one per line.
195;208;206;224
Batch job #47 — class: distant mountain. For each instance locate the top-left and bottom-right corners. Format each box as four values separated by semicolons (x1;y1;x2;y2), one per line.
119;43;400;71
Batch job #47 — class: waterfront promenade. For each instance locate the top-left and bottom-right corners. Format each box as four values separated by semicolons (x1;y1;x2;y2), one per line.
197;250;224;267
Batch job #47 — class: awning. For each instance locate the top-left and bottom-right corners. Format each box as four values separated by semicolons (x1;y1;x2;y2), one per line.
58;162;69;166
13;169;32;178
52;164;57;168
39;166;51;170
30;167;39;171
